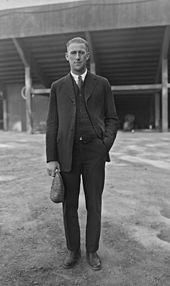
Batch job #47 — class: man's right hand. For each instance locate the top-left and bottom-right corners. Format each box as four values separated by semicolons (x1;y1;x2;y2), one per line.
47;161;60;177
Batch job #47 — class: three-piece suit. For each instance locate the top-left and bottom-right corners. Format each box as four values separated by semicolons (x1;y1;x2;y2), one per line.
46;71;119;252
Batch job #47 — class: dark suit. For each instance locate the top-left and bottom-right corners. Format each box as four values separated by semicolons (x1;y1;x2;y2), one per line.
46;71;119;252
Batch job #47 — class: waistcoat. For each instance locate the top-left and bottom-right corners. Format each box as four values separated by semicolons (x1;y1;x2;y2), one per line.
71;77;96;141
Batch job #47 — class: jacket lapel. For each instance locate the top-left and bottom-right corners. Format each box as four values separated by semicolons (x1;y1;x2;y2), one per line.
84;72;97;102
63;73;76;103
62;72;97;103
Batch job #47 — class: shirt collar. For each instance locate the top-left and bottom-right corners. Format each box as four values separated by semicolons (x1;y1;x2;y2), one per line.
71;69;87;84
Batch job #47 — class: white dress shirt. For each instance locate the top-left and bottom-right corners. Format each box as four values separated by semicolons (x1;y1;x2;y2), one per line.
71;69;87;85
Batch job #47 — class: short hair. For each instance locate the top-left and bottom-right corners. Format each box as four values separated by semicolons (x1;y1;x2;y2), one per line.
66;37;89;51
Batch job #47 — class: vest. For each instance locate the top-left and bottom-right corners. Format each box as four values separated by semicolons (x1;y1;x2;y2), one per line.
71;77;96;141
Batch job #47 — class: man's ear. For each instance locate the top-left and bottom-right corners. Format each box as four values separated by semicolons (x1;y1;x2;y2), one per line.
86;52;90;61
65;52;69;61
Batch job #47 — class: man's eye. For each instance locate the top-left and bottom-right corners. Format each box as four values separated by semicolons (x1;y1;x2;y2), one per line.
70;51;85;55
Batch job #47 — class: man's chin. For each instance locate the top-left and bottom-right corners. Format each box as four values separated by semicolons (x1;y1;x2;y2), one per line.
72;66;85;74
74;65;82;70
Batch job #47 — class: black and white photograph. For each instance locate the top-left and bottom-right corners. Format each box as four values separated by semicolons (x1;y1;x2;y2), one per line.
0;0;170;285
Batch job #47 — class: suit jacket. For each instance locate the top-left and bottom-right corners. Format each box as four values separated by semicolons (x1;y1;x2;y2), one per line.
46;71;119;172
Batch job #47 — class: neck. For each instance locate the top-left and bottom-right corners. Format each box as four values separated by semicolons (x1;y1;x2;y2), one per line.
71;68;87;76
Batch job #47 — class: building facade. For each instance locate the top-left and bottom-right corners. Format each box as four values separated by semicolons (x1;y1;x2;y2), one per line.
0;0;170;132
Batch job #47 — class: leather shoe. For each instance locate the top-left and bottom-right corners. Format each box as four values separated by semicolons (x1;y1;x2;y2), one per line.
63;250;81;269
86;252;102;271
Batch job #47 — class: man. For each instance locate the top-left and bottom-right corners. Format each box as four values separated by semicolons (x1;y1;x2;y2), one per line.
46;37;119;270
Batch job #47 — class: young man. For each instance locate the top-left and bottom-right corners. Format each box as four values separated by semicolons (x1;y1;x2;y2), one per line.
46;37;119;270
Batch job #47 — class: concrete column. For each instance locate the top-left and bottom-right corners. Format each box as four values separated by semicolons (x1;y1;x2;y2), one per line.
161;58;168;132
25;66;33;134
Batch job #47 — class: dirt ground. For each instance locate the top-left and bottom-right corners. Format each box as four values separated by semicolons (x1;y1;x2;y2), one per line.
0;130;170;286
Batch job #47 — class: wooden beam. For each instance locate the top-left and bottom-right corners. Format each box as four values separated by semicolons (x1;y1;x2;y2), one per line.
85;32;95;63
12;38;29;67
89;62;96;74
32;88;50;95
111;84;162;92
25;66;33;134
32;83;165;96
155;26;170;83
161;58;168;132
0;83;8;131
12;38;51;87
85;31;96;74
155;93;160;130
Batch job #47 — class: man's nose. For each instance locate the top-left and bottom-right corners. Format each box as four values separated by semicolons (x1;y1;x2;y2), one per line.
75;52;81;59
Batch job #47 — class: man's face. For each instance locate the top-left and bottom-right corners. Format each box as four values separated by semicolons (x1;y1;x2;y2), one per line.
65;42;89;75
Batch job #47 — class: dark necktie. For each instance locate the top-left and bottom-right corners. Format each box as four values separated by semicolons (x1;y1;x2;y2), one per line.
77;75;83;93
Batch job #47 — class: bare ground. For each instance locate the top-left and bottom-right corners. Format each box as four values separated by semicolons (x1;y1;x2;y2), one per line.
0;130;170;286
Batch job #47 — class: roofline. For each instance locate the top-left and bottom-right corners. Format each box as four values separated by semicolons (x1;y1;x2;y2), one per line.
0;0;170;39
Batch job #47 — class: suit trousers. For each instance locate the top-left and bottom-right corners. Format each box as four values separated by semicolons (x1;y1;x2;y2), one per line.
61;137;107;253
